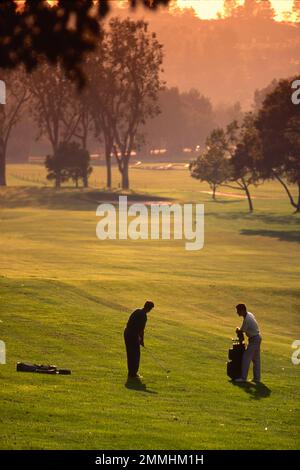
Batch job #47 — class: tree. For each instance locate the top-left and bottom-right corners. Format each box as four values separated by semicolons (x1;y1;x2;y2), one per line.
73;93;93;153
0;0;169;87
235;0;274;20
45;147;69;188
191;118;261;211
223;0;239;18
256;0;275;20
189;129;231;200
84;18;164;190
181;89;215;150
142;87;215;156
253;79;278;112
214;102;243;129
293;1;300;21
65;142;92;188
72;87;93;187
143;87;185;154
28;62;83;188
108;18;164;190
223;117;262;213
0;68;30;186
255;76;300;212
45;141;92;188
86;45;116;189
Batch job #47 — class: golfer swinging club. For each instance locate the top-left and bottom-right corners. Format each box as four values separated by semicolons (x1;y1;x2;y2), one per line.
124;301;154;378
235;303;262;383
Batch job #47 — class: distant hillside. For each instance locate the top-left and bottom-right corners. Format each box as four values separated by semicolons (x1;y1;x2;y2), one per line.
115;5;300;107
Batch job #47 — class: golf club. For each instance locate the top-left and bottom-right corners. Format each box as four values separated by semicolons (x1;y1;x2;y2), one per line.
144;347;171;374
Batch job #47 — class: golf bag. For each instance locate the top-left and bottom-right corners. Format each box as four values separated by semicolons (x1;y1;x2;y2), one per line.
227;331;245;380
16;362;71;375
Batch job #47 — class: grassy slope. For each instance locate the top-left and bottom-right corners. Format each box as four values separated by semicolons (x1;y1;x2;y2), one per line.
0;165;299;450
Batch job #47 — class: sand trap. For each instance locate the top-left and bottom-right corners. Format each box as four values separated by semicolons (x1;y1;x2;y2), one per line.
200;190;251;199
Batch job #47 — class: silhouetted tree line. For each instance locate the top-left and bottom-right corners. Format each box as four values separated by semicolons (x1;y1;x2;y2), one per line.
143;88;214;155
224;0;300;22
141;88;243;156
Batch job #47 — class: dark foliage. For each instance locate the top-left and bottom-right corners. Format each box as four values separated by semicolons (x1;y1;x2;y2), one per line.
0;0;169;87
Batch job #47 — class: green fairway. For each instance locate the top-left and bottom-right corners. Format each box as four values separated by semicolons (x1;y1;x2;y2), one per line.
0;164;299;450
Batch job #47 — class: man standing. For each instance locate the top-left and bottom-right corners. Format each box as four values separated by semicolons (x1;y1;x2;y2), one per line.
234;303;262;383
124;301;154;378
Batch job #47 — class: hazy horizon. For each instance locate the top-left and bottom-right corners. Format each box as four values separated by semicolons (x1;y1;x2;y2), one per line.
112;1;300;108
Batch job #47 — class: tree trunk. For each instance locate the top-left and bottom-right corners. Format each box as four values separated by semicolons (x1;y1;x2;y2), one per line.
105;149;112;189
244;184;253;213
55;172;61;189
75;177;79;188
296;182;300;213
121;158;129;190
83;174;88;188
0;141;6;186
211;184;217;200
273;172;299;212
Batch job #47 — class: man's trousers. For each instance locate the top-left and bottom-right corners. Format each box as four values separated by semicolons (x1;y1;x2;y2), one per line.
124;329;140;377
241;334;262;381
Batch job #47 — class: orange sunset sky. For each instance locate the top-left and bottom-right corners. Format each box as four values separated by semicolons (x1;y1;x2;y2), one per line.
175;0;295;20
16;1;298;22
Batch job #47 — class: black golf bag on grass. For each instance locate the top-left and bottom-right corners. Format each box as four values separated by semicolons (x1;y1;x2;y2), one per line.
16;362;71;375
227;331;245;380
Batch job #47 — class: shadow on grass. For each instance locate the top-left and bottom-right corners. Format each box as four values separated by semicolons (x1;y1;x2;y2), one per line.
205;211;300;226
231;381;271;400
240;229;300;243
125;377;157;394
0;187;171;211
213;199;241;205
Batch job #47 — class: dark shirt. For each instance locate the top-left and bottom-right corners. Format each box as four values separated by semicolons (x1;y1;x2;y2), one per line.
126;309;147;338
